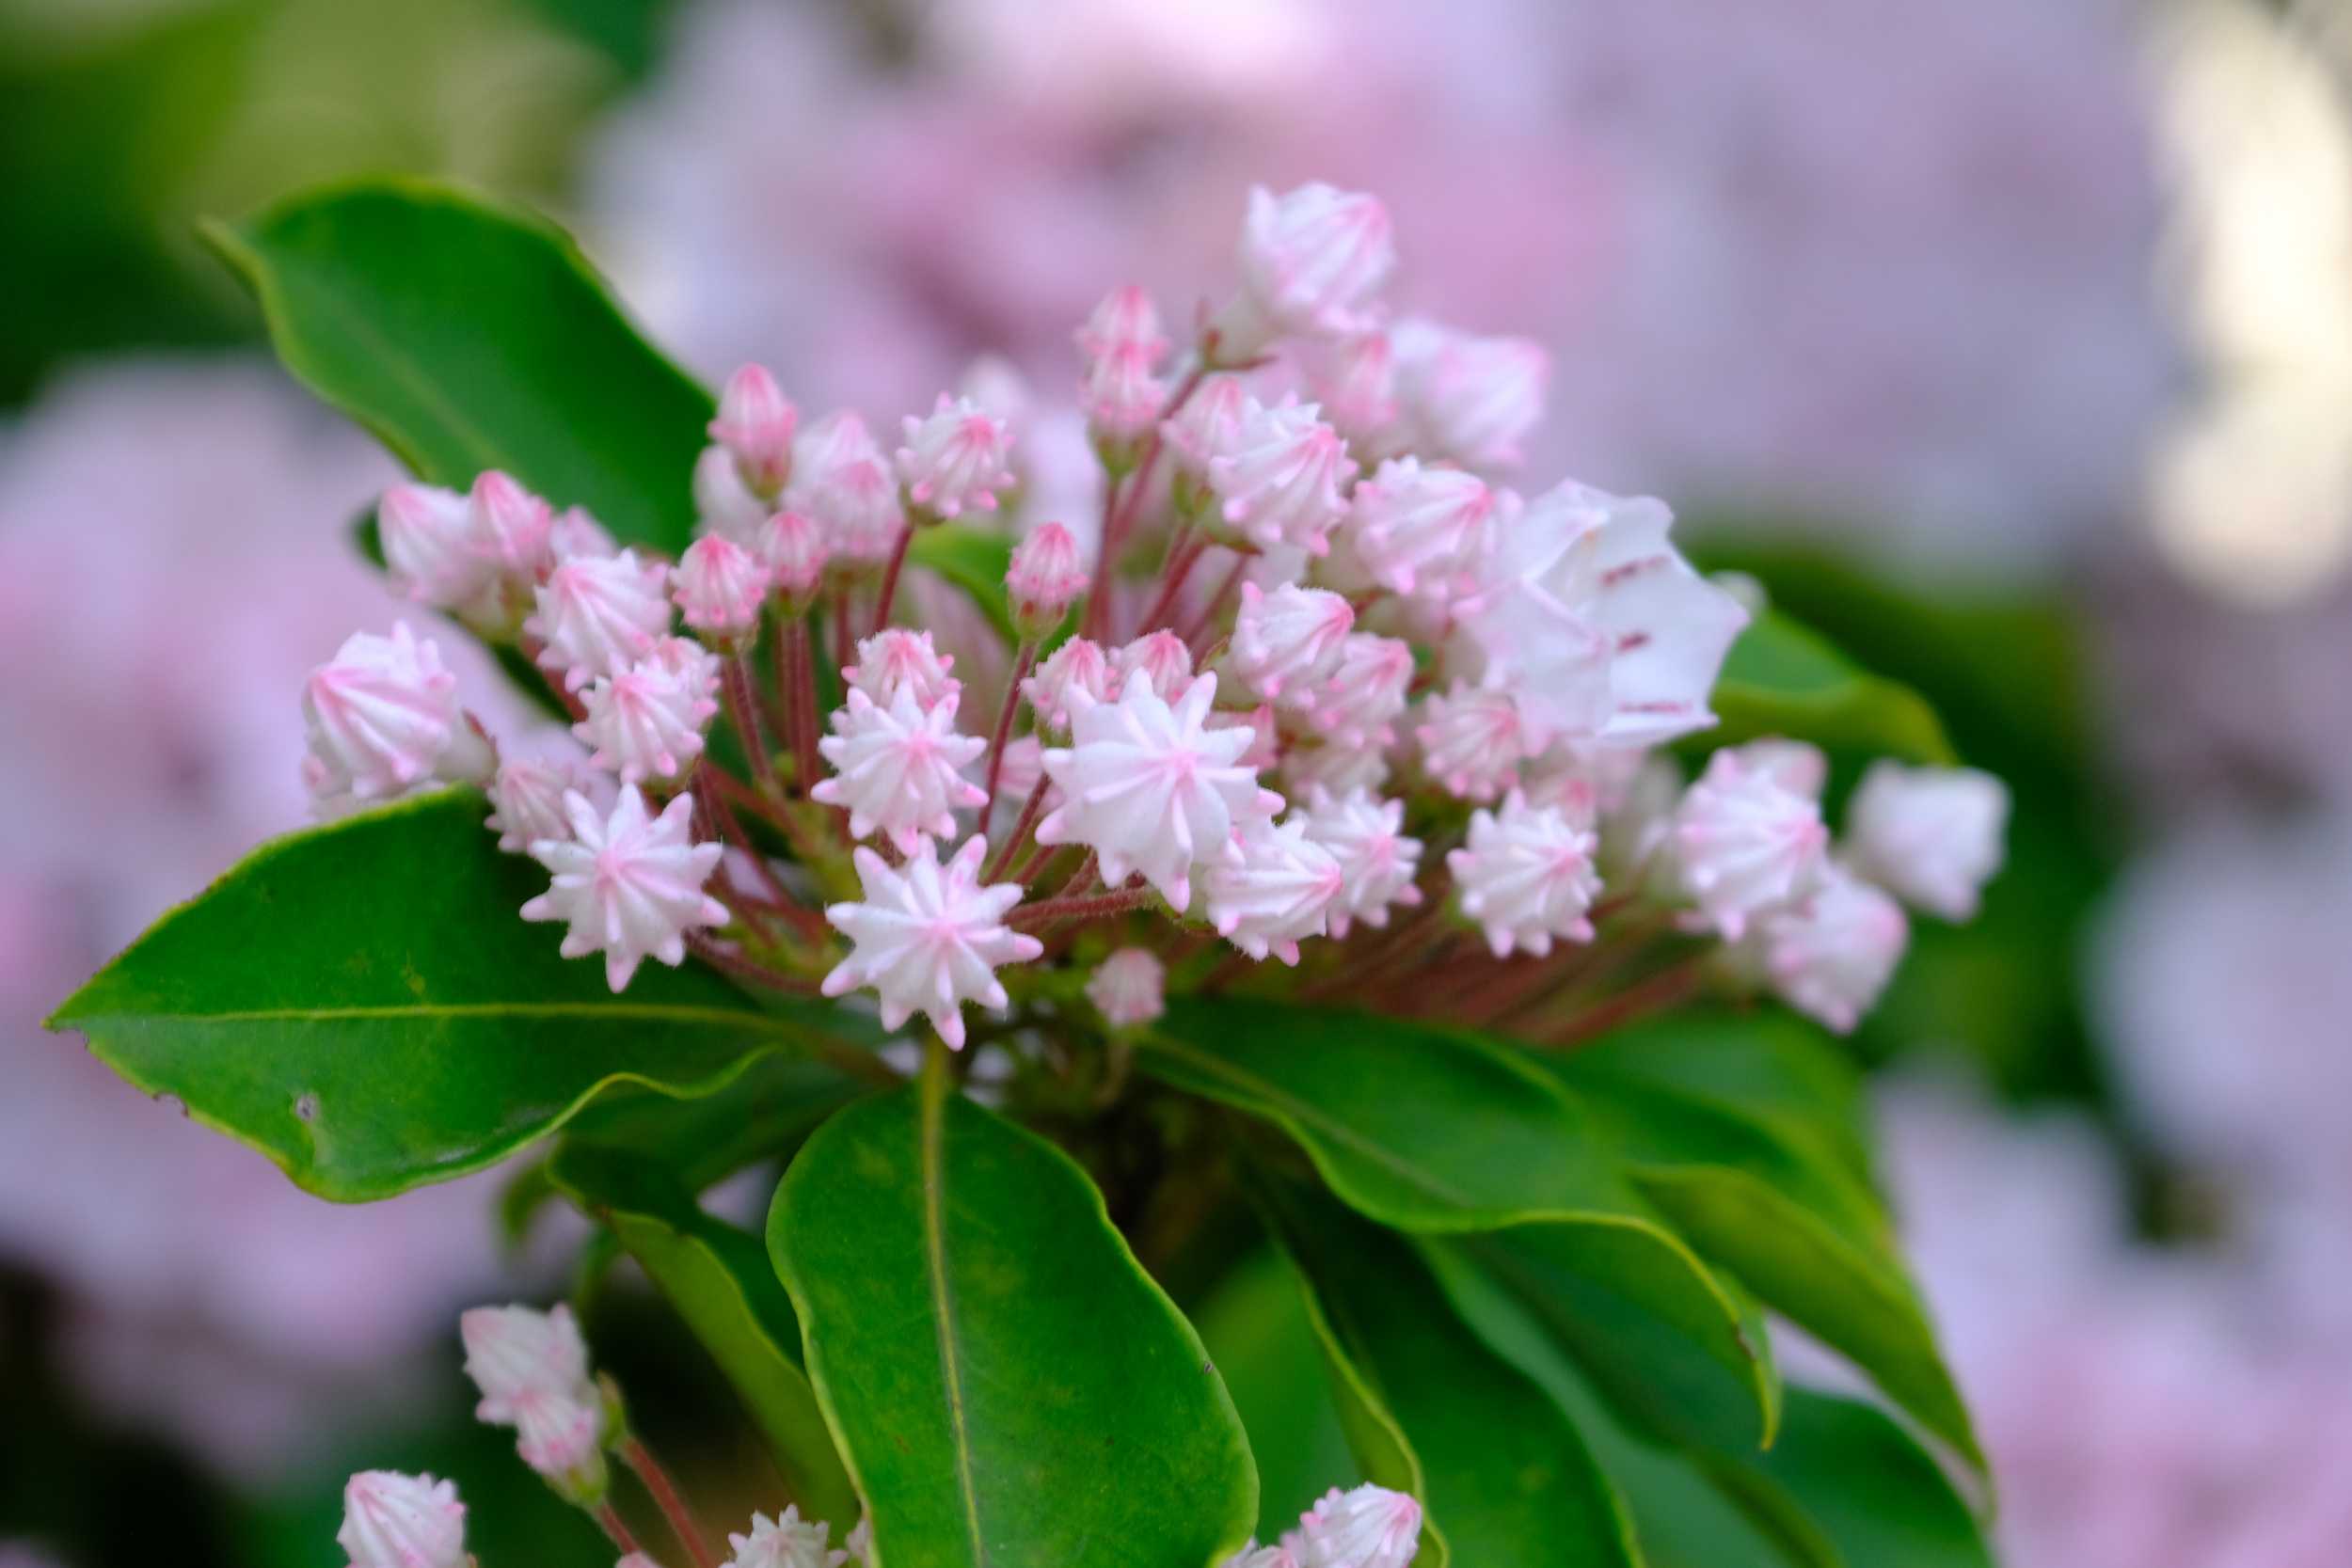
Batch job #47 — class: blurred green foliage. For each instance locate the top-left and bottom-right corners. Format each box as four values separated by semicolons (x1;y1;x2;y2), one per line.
0;0;673;406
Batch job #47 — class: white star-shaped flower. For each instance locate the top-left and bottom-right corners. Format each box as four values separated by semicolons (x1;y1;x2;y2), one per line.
1674;743;1828;941
1038;671;1280;909
520;786;728;991
1202;814;1344;965
1299;788;1423;938
821;835;1043;1049
1447;790;1604;958
812;685;988;854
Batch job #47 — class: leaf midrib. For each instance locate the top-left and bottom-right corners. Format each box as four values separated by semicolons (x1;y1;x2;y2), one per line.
921;1063;989;1564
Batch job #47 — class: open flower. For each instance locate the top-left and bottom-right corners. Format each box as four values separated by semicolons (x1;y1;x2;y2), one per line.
821;835;1042;1048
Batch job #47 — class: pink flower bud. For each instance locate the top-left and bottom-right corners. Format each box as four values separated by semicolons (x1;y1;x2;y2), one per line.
786;411;904;570
1086;947;1167;1029
1077;284;1169;362
708;363;798;495
897;393;1016;519
1114;629;1196;702
527;549;675;691
572;639;721;785
1307;332;1402;458
1161;374;1251;480
379;482;488;610
1022;637;1111;735
1226;582;1353;703
1208;397;1356;558
758;510;830;609
1391;317;1549;472
675;534;770;641
1221;183;1396;356
468;470;556;580
301;623;488;812
1006;522;1088;636
1081;339;1171;449
338;1471;467;1568
1295;1483;1422;1568
1757;865;1909;1034
843;627;958;711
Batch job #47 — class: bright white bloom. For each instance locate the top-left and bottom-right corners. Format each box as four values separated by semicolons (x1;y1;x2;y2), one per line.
1307;331;1402;456
1414;682;1529;802
378;482;488;610
338;1471;467;1568
813;685;988;853
708;363;798;495
1295;1483;1422;1568
821;835;1042;1049
675;534;770;641
1208;397;1356;558
1448;791;1605;958
843;628;958;711
529;549;675;690
1087;946;1167;1028
301;623;489;809
1203;814;1343;965
459;1303;594;1418
521;786;727;990
695;442;771;545
1007;521;1088;632
1022;637;1112;734
1674;744;1829;941
1114;629;1196;701
1162;373;1251;478
468;469;557;581
1038;672;1279;909
1226;582;1353;702
486;753;590;854
758;509;830;604
1302;633;1413;748
1225;183;1396;354
723;1506;848;1568
787;410;904;568
1346;458;1497;600
1077;284;1168;361
898;393;1016;519
1756;865;1909;1034
1299;788;1423;937
574;639;721;784
1081;340;1169;446
1391;317;1549;472
1844;761;2010;920
1470;481;1749;749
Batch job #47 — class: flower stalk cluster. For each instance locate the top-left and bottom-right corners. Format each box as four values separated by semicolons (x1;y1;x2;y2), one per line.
307;182;2008;1052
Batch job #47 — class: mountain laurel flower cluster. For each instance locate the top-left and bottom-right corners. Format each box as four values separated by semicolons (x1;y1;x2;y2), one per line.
45;176;2020;1568
300;181;2010;1050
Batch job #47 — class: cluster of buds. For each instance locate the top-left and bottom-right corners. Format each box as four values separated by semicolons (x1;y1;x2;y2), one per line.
337;1306;1410;1568
306;181;2007;1051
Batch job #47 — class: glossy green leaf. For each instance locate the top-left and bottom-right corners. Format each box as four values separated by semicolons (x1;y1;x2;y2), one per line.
767;1063;1257;1568
1429;1243;1991;1568
203;178;711;551
1263;1179;1640;1568
1540;1011;1981;1471
548;1143;859;1527
46;789;850;1201
905;524;1018;641
1708;610;1954;767
1140;998;1775;1449
558;1053;866;1194
1190;1249;1362;1540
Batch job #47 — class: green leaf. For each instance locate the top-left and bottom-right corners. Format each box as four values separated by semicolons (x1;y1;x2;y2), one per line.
203;178;712;551
1189;1249;1362;1540
905;524;1018;641
767;1061;1257;1568
558;1053;866;1194
46;789;850;1201
1139;998;1775;1450
547;1143;859;1528
1708;610;1954;768
1261;1179;1640;1568
1428;1243;1991;1568
1540;1011;1981;1472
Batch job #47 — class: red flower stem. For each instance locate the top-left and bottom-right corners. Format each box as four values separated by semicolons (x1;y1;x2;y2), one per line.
832;590;855;673
789;622;823;800
1180;554;1249;650
979;641;1038;816
1134;525;1209;637
1009;885;1156;929
1541;959;1705;1051
685;931;821;993
1081;471;1126;641
591;1502;643;1558
722;655;779;798
984;776;1053;882
623;1437;718;1568
1083;365;1209;640
872;522;916;635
